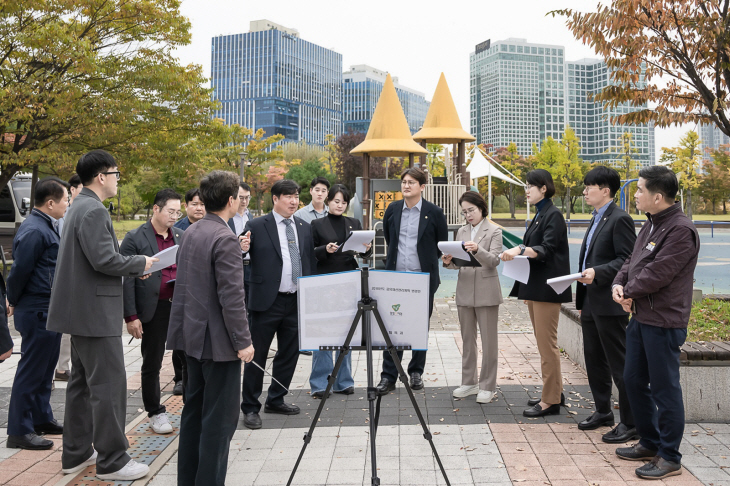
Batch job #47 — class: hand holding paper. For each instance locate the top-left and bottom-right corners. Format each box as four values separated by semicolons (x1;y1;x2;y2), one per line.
546;273;584;294
144;245;179;275
340;230;375;253
437;241;471;261
499;254;530;284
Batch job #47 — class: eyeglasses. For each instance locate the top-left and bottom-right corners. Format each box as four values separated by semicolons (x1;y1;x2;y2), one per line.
461;207;479;217
239;195;251;201
524;184;538;191
165;210;183;218
401;180;419;187
99;171;121;180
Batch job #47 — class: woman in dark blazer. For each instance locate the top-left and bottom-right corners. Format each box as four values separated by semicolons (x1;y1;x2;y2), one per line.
500;169;571;417
309;184;371;398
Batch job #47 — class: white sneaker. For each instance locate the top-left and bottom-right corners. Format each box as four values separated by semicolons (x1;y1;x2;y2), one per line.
477;390;496;404
452;385;479;398
149;412;173;434
97;459;150;481
62;449;97;474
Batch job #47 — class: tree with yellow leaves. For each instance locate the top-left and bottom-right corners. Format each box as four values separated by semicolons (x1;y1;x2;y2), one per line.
658;131;702;219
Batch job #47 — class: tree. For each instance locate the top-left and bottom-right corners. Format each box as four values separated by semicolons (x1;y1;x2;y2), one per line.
659;130;702;218
711;148;730;213
698;160;730;214
332;132;404;192
553;1;730;136
285;159;336;205
0;0;216;192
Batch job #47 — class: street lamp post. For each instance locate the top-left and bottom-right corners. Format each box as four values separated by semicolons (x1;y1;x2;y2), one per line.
239;151;248;182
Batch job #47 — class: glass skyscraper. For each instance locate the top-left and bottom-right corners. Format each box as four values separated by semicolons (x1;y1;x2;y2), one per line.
699;123;730;162
211;20;342;145
342;65;430;135
470;38;566;156
567;59;655;168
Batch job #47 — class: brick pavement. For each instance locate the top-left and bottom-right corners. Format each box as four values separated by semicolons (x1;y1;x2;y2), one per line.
0;299;728;485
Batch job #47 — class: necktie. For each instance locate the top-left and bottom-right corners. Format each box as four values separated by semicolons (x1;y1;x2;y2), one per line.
283;219;301;284
53;220;60;234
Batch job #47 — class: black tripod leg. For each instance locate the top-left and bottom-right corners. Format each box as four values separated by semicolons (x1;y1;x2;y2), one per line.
286;309;363;486
371;307;451;486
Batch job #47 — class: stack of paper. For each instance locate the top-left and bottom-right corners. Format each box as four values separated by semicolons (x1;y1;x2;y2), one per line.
546;273;584;294
501;255;530;284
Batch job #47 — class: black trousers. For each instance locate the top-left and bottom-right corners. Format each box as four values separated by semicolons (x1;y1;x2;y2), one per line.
140;299;171;417
178;356;241;486
172;351;185;383
241;292;299;414
7;309;60;435
581;296;633;425
381;291;435;383
624;318;687;464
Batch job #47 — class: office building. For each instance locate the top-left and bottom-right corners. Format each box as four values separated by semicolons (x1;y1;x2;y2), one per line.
699;123;730;161
567;58;655;168
342;65;430;135
211;20;342;145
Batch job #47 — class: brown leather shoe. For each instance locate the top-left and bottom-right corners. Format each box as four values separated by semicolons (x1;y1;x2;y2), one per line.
55;370;71;381
635;456;681;479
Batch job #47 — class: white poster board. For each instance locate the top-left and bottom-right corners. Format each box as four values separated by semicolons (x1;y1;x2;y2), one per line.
297;270;430;351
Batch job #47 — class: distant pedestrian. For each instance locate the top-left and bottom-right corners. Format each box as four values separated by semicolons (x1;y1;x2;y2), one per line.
613;165;700;480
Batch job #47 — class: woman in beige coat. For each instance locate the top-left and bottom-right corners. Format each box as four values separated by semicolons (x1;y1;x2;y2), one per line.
442;191;503;403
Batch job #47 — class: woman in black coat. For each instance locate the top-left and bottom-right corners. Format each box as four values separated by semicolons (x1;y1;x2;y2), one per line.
500;169;571;417
308;184;371;398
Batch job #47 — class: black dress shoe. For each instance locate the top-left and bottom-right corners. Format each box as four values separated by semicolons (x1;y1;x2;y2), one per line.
578;411;615;430
523;403;561;417
7;433;53;450
376;378;395;396
34;419;63;435
527;392;565;407
299;350;313;356
173;381;183;396
635;456;681;479
602;423;639;444
311;391;331;399
616;442;657;461
243;412;262;430
409;372;424;390
264;402;300;415
334;387;355;395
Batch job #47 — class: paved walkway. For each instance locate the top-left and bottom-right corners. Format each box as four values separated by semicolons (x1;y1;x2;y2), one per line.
0;299;728;485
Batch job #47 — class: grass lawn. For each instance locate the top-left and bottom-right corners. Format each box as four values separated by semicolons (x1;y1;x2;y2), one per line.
114;219;145;240
688;299;730;342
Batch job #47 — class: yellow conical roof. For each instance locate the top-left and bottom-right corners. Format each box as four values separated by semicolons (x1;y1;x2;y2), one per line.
351;74;428;157
413;73;476;144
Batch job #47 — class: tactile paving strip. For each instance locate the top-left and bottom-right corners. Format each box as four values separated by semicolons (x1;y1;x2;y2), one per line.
67;395;183;485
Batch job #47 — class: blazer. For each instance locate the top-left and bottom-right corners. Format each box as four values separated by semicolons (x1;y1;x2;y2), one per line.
383;198;449;296
444;220;504;308
575;202;636;316
166;213;251;361
120;221;184;323
311;215;371;274
244;212;317;312
173;216;192;230
47;188;146;337
509;198;572;303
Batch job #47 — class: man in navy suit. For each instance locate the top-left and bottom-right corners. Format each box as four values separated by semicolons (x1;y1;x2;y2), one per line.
239;179;317;429
376;168;448;395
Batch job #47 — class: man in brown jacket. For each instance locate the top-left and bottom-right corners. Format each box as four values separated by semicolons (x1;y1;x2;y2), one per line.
612;165;699;480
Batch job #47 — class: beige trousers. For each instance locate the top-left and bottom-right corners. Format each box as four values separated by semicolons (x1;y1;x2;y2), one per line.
457;305;500;391
527;301;563;404
56;333;71;372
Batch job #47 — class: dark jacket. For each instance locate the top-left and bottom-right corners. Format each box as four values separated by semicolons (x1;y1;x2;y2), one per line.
0;275;13;359
383;198;449;296
167;213;251;361
173;216;192;230
510;198;572;303
311;214;371;274
576;202;636;316
121;221;184;323
7;209;60;311
244;212;317;312
613;202;699;328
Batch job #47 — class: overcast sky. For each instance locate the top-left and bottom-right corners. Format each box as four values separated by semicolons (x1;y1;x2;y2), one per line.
174;0;689;162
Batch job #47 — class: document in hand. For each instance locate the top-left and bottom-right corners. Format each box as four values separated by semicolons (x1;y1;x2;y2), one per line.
339;230;375;253
437;241;481;267
500;255;530;284
144;245;179;275
546;273;584;294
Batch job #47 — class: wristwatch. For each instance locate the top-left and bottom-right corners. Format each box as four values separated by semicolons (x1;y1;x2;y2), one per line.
518;244;526;255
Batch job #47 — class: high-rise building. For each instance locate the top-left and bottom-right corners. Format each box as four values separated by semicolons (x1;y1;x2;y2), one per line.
342;65;430;135
567;58;655;169
699;123;730;161
211;20;342;145
470;38;566;156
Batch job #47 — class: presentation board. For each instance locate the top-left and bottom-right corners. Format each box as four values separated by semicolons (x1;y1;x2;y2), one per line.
297;270;430;351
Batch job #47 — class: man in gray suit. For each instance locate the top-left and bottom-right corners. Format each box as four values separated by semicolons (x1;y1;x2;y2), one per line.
47;150;156;481
167;170;254;486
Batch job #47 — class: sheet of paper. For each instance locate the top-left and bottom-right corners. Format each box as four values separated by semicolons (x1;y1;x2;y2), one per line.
438;241;471;261
340;230;375;252
501;255;530;284
546;272;584;294
144;245;179;275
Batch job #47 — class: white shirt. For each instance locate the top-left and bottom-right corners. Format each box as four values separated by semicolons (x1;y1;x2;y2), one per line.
470;218;484;241
273;210;300;293
232;211;249;236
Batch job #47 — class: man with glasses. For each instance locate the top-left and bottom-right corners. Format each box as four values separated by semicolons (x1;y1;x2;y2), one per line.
120;189;184;435
376;168;448;395
228;182;253;319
